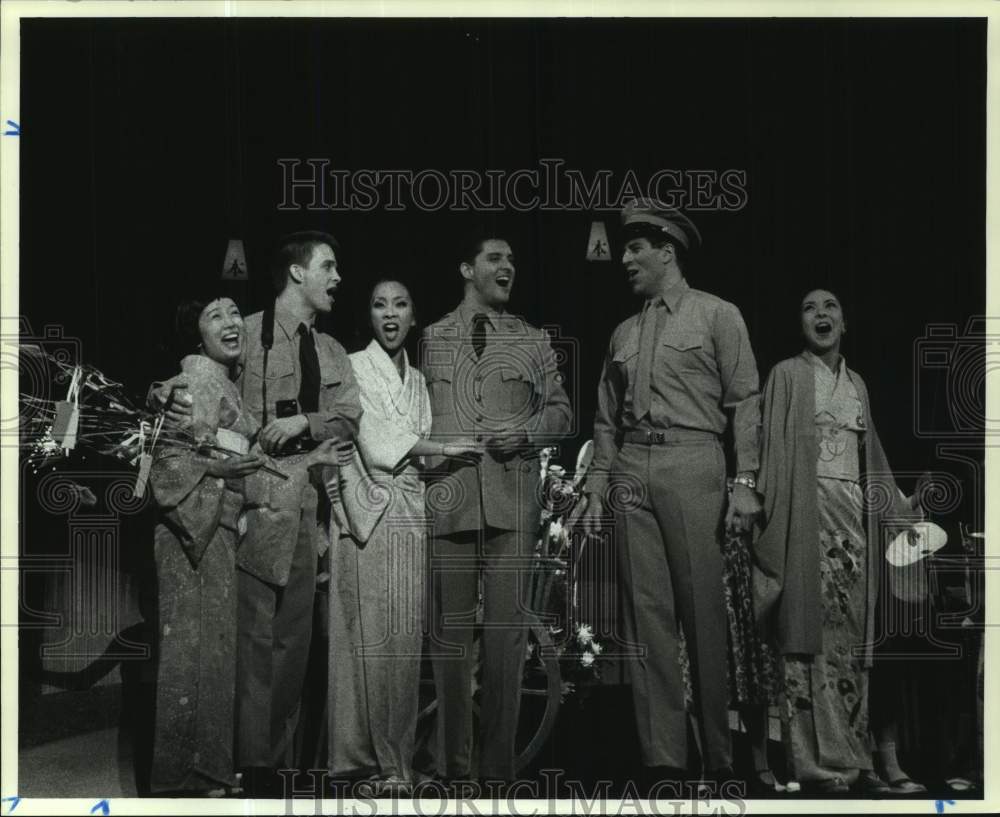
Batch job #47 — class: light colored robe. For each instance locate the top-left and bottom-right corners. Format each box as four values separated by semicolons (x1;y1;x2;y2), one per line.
752;352;919;666
328;341;431;779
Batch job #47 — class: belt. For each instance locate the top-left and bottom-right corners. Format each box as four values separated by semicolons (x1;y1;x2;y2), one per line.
277;437;319;456
622;428;720;445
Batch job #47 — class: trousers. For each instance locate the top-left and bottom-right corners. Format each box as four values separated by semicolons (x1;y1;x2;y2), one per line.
235;506;317;768
613;439;731;770
429;527;530;780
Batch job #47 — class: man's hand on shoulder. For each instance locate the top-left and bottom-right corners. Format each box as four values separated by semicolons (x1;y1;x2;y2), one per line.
151;380;193;427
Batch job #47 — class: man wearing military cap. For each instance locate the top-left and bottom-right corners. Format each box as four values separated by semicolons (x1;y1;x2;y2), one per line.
582;199;762;780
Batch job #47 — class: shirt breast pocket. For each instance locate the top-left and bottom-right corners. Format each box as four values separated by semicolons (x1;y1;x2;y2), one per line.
245;354;295;412
612;341;639;381
661;332;707;373
500;367;535;416
424;369;455;415
319;358;343;393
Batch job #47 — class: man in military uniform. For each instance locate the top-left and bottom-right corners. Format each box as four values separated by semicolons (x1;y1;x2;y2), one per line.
422;235;572;783
234;231;363;793
155;231;362;795
581;201;762;781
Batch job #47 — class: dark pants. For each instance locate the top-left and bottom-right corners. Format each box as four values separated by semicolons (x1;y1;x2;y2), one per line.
429;528;530;780
236;507;317;769
614;439;731;770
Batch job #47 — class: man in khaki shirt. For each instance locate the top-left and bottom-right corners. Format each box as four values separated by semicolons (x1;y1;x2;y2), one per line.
155;231;362;795
422;235;572;782
236;232;361;792
582;200;761;782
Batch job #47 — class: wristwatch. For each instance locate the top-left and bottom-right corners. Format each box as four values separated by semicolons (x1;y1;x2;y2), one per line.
733;474;757;490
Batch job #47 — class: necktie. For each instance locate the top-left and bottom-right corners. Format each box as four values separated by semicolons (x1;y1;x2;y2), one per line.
471;313;489;359
632;301;662;421
298;323;320;414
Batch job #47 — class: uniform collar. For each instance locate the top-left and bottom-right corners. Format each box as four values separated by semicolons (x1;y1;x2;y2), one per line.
274;304;315;339
646;277;689;314
456;299;504;328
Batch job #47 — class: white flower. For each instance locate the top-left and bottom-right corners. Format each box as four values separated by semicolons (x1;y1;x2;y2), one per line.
575;623;594;646
580;652;596;667
590;641;603;656
539;447;553;480
548;465;566;478
548;519;564;542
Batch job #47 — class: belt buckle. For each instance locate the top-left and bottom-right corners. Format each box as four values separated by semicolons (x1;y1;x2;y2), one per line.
648;431;665;444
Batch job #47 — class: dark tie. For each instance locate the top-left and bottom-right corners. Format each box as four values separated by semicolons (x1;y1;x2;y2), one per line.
298;323;320;414
632;300;663;421
471;313;489;359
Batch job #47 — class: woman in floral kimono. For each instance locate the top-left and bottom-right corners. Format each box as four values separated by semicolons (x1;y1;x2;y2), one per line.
328;280;479;794
751;289;924;794
149;295;345;795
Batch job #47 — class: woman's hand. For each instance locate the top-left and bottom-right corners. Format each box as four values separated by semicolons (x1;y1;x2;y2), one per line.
203;453;265;479
442;438;484;460
308;439;357;468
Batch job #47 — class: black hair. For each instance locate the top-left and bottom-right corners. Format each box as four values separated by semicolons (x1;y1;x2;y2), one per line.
799;286;843;308
270;230;340;293
173;287;243;358
358;275;421;354
458;226;517;267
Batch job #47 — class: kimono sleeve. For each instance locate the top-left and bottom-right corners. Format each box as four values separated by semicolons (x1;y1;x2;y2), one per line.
149;366;226;568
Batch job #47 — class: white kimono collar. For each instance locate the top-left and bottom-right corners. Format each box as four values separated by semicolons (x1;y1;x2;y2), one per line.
363;339;410;392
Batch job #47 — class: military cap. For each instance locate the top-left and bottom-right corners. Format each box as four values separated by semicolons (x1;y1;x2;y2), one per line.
621;198;702;250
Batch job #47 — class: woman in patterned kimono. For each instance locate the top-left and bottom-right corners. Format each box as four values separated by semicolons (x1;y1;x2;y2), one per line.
751;289;923;794
149;295;345;795
328;280;479;794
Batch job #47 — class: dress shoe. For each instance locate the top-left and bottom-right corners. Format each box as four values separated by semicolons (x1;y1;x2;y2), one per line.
239;767;283;798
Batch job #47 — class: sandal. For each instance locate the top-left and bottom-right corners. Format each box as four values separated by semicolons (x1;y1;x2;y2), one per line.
945;777;975;793
854;770;892;796
888;776;927;794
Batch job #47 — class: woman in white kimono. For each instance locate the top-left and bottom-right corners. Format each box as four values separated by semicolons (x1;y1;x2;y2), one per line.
328;280;480;794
